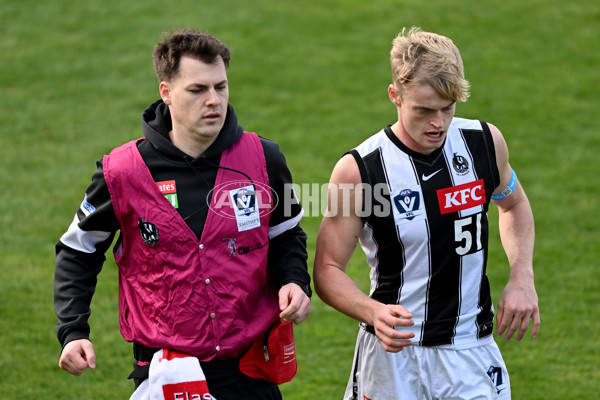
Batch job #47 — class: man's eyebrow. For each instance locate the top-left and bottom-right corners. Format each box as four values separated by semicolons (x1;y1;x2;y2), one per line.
188;79;228;87
413;101;455;111
443;101;456;108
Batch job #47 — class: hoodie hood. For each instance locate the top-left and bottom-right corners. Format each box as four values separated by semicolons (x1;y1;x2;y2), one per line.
140;99;243;163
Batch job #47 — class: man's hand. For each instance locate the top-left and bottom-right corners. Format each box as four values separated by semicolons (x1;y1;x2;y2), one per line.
278;282;311;324
496;279;540;341
59;339;96;376
373;304;415;352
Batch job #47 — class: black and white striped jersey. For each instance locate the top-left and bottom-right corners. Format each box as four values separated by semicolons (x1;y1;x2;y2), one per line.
350;117;501;348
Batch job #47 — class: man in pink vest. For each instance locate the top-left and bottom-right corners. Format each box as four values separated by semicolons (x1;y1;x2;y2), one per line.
54;29;311;399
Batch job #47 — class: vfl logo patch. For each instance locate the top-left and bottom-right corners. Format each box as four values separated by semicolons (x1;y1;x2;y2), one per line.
437;179;486;215
487;365;508;395
208;180;275;229
452;153;469;175
156;180;178;209
229;185;261;232
138;218;159;246
393;188;423;221
232;187;256;216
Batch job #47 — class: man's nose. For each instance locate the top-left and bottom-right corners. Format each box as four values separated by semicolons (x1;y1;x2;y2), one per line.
431;111;443;129
206;88;219;105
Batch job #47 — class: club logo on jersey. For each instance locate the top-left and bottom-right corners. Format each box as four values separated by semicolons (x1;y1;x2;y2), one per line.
138;218;159;246
487;365;508;395
156;180;179;209
452;153;470;175
223;237;237;256
437;179;486;214
393;188;423;221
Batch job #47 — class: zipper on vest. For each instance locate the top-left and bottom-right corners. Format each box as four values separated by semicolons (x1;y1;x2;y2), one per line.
262;324;274;361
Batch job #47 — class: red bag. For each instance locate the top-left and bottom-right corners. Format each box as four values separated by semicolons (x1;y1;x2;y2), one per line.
239;319;297;384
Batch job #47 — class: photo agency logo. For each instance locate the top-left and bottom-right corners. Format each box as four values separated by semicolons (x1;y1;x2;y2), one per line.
210;181;436;220
282;183;395;218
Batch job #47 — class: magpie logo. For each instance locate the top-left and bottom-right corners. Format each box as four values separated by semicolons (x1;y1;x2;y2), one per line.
138;218;159;246
452;153;469;175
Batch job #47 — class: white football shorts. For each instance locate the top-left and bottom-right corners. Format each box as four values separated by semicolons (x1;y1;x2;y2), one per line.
344;326;511;400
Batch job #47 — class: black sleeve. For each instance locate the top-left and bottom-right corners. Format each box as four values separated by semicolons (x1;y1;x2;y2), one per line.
54;242;110;347
54;158;118;347
260;137;311;297
267;223;311;297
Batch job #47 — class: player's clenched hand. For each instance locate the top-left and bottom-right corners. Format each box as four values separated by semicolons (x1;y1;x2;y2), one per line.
279;282;311;324
59;339;96;376
373;304;415;352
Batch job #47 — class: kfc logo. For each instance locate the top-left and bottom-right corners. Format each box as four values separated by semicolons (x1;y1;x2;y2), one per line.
436;179;486;214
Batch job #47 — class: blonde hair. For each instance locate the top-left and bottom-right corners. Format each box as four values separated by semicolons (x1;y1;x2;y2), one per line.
390;27;470;102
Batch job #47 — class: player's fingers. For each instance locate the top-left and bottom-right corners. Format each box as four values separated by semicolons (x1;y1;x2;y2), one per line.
515;312;532;341
81;341;96;369
280;294;311;324
495;303;508;336
375;332;413;353
278;286;293;311
59;339;96;375
390;305;413;320
531;310;541;339
60;354;87;375
375;323;415;342
378;306;413;329
504;309;525;341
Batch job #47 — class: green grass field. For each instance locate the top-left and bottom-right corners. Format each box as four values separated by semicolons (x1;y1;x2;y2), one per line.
1;0;599;398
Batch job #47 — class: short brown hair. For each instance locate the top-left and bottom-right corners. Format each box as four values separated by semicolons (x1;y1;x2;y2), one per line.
390;27;470;102
152;29;231;82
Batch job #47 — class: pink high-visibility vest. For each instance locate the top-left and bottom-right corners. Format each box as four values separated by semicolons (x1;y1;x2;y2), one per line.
103;131;279;360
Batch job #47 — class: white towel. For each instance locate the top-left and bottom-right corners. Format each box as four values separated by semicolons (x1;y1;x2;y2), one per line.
130;349;216;400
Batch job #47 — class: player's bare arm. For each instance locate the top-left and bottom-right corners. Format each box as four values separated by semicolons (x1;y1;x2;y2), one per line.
314;154;414;352
489;123;540;342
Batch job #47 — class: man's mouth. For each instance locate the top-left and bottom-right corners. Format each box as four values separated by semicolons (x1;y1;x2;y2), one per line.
203;112;221;120
425;131;444;138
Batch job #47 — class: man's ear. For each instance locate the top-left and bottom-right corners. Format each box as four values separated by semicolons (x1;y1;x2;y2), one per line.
159;81;171;105
388;84;402;107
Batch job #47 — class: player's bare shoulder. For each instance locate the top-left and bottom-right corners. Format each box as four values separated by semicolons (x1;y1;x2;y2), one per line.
330;153;361;186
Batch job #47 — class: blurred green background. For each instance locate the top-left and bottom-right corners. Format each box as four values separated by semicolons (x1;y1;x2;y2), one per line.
1;0;599;398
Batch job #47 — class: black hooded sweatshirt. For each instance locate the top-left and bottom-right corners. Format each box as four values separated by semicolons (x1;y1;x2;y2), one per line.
54;100;310;349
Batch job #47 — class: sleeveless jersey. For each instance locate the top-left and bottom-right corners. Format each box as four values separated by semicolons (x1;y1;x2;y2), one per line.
351;117;500;348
